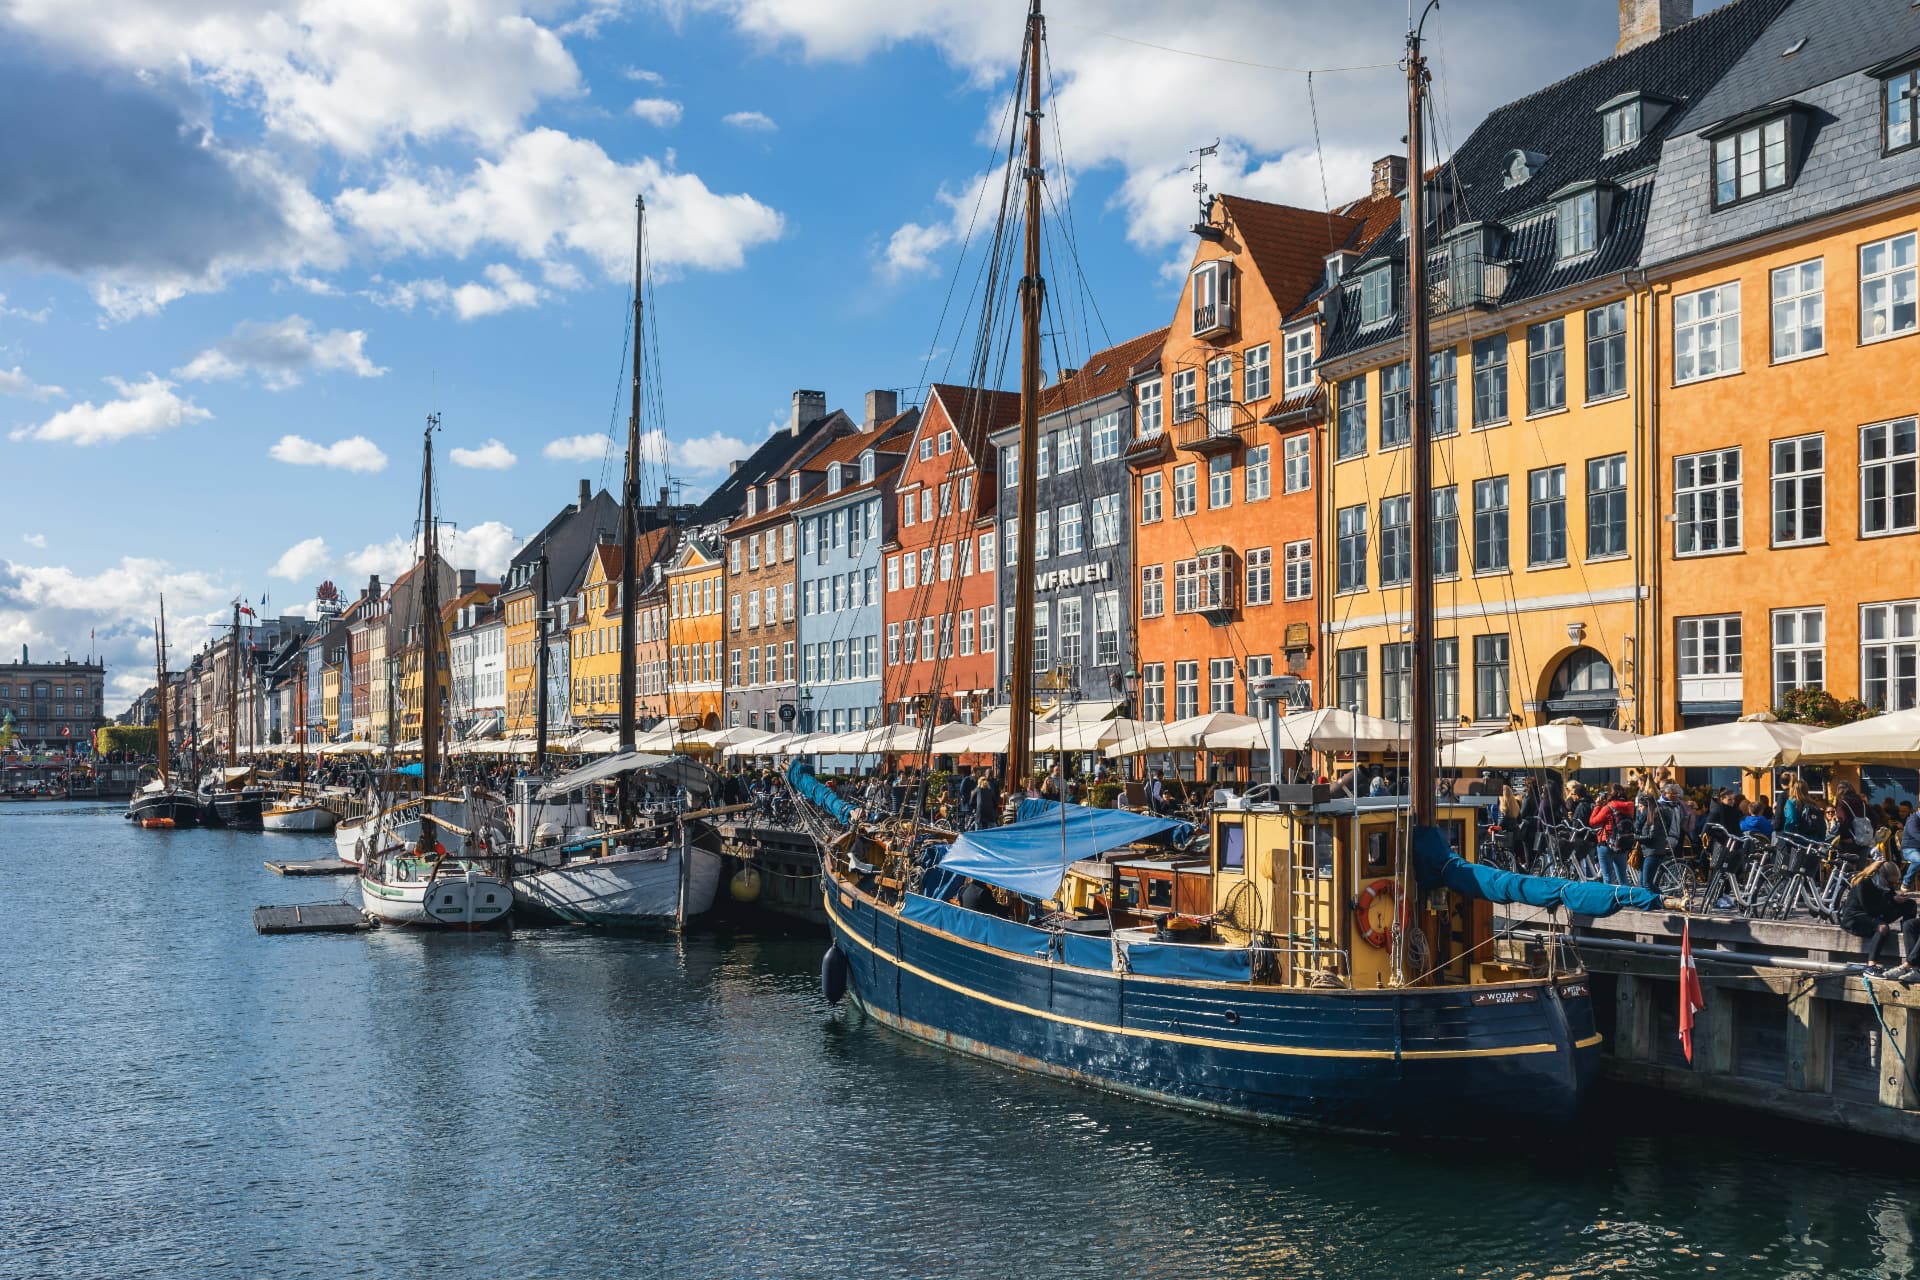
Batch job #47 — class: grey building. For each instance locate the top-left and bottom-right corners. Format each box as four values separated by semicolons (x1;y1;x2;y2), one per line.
992;328;1168;709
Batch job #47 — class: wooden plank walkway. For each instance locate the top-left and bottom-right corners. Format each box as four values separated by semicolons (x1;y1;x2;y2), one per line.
252;903;373;934
265;857;357;877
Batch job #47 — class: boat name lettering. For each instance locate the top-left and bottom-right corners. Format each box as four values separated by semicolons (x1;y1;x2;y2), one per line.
1558;982;1588;999
1470;989;1538;1006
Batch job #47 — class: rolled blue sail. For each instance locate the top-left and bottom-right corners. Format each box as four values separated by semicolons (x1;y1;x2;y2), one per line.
787;760;856;826
1412;824;1666;916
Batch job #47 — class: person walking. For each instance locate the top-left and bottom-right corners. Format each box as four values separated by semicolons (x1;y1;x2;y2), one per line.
1588;784;1637;886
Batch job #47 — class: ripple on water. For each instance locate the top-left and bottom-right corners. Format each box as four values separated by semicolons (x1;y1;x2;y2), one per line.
3;803;1920;1279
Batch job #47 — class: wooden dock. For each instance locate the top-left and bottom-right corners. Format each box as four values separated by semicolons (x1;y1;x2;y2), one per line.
1499;904;1920;1144
717;821;826;928
265;856;357;877
252;903;374;934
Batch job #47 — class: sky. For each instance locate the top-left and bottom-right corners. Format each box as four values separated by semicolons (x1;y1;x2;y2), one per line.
0;0;1670;711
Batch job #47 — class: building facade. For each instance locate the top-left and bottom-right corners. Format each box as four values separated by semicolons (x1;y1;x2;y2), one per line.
665;534;725;730
0;652;106;751
1639;0;1920;726
994;329;1167;712
884;384;1019;727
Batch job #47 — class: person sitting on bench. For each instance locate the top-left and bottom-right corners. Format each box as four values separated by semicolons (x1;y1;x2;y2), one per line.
1840;858;1920;978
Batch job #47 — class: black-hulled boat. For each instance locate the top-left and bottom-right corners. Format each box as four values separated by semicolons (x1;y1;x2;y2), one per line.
798;1;1670;1139
128;595;202;829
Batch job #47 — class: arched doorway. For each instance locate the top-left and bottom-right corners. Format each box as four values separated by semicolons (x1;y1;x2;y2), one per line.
1544;647;1619;728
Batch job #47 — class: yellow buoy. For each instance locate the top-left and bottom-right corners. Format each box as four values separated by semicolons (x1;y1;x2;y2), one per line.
730;866;763;903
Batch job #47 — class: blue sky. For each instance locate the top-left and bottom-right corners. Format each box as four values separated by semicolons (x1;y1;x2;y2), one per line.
0;0;1656;707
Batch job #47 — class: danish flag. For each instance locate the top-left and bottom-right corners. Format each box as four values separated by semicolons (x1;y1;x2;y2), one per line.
1679;918;1706;1063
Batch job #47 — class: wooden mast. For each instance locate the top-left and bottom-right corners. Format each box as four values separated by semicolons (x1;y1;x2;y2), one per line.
1406;6;1436;831
417;414;442;855
155;596;169;784
1004;0;1046;796
617;194;645;831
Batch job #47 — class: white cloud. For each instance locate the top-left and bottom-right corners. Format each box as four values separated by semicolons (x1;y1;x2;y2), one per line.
336;127;785;283
658;428;751;474
623;67;666;85
9;0;584;157
877;168;996;280
0;294;51;324
630;97;685;126
449;438;518;469
722;110;776;132
9;374;210;446
21;533;47;549
0;555;234;714
268;536;331;581
346;519;521;581
0;366;65;400
268;434;389;472
543;433;608;461
174;315;386;390
452;263;542;319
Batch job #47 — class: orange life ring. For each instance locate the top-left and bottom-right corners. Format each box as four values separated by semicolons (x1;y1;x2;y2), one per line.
1354;878;1404;950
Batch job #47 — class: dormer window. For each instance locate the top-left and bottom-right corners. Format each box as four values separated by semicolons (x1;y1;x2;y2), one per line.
745;489;757;517
826;462;843;493
1325;250;1355;285
766;480;778;509
789;474;801;503
1882;62;1917;155
859;449;875;483
1502;149;1547;189
1554;185;1611;262
1706;107;1806;210
1192;259;1234;337
1602;103;1640;153
1358;264;1393;328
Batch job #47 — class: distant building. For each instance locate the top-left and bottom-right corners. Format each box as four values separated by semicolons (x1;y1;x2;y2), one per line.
0;648;108;752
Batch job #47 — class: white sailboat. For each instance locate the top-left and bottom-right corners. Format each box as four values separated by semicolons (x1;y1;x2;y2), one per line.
510;196;725;929
357;418;514;929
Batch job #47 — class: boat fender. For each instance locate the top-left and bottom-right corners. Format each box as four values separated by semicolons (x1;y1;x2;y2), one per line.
821;944;848;1004
1354;878;1403;950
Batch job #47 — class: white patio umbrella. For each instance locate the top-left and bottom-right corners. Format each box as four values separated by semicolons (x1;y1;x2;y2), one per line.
1797;708;1920;762
1578;712;1815;771
943;721;1010;754
1438;717;1634;771
1264;707;1410;754
737;730;793;756
1103;711;1259;757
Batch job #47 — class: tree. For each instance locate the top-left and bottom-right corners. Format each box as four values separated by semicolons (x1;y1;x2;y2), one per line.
1771;687;1873;727
95;726;157;756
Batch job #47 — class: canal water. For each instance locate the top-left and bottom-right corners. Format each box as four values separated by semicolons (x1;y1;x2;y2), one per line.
6;802;1920;1279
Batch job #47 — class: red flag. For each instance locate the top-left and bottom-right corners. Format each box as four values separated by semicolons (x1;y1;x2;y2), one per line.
1679;918;1706;1063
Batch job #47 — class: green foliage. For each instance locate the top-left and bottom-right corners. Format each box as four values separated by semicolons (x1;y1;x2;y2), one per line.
95;726;157;755
1772;688;1874;727
1090;782;1122;809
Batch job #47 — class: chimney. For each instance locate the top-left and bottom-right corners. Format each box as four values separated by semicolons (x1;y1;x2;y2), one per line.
1371;155;1407;200
578;478;592;511
1058;367;1079;384
790;389;827;435
1617;0;1691;54
367;574;381;600
458;569;476;594
864;389;898;430
657;485;669;513
728;459;743;476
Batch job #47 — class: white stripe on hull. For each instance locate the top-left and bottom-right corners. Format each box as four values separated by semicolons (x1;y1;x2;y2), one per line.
359;862;513;928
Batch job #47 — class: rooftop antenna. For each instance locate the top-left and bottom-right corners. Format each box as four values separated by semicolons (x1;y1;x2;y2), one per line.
1189;139;1221;238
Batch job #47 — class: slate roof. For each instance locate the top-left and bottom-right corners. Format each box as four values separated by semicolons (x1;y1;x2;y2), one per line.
1676;0;1919;132
1322;0;1793;364
1037;327;1170;418
689;410;852;523
725;410;921;536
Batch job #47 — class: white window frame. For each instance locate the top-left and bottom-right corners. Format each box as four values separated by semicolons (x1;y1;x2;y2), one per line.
1677;614;1743;678
1283;539;1312;601
1862;600;1920;712
1282;328;1315;394
1206;453;1232;510
1771;607;1824;705
1770;433;1824;548
1141;564;1165;618
1359;266;1392;328
1091;493;1121;548
1861;417;1919;538
1172;369;1197;423
1673;447;1742;556
1243;344;1271;403
1172;463;1197;518
1245;547;1272;606
1770;258;1825;362
1245;444;1270;502
1861;232;1918;344
1136;380;1163;438
1139;473;1162;524
1282;434;1310;494
1673;281;1742;385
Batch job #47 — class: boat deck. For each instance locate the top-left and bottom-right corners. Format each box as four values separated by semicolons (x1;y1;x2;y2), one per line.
264;857;357;877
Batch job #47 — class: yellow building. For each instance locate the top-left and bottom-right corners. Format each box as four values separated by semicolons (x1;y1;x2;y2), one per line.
321;663;341;741
1311;4;1784;734
570;543;626;727
665;534;724;730
501;584;540;736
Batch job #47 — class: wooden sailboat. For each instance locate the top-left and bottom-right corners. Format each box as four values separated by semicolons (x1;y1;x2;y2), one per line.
264;694;337;832
799;1;1672;1137
129;595;201;828
357;419;513;928
513;195;725;929
198;600;264;829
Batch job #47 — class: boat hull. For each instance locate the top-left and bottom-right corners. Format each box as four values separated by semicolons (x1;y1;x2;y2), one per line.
202;792;264;830
262;803;339;833
359;862;513;929
128;791;202;829
515;843;723;928
823;884;1599;1137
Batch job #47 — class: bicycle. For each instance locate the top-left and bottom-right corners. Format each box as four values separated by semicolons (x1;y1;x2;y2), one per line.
1697;824;1780;917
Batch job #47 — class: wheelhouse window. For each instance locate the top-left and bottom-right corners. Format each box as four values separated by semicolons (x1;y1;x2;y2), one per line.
1674;447;1742;555
1674;282;1741;384
1711;115;1791;209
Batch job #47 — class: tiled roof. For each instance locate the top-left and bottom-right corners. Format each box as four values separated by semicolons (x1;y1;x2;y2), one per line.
928;383;1023;474
726;410;920;537
1322;0;1792;364
1035;327;1170;418
1219;195;1364;313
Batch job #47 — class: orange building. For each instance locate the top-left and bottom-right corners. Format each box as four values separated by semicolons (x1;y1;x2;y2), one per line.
1128;188;1396;749
883;384;1021;726
665;533;725;730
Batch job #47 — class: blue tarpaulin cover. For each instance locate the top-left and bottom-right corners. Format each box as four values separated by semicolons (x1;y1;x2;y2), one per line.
395;762;424;777
1411;824;1665;916
902;893;1054;958
1055;930;1115;971
787;760;856;826
939;801;1192;900
1122;939;1253;983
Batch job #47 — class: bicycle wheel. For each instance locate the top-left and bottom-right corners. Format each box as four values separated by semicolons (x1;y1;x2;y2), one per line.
1653;859;1695;898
